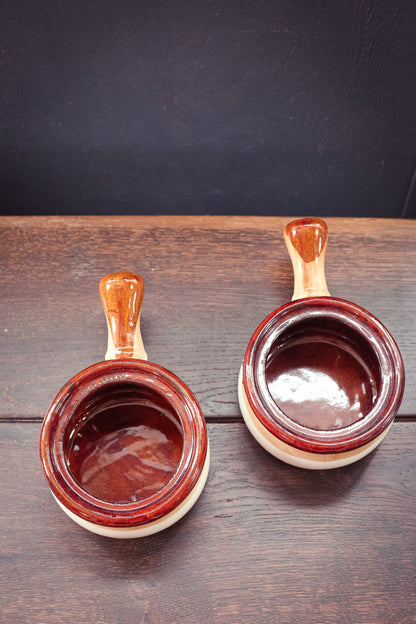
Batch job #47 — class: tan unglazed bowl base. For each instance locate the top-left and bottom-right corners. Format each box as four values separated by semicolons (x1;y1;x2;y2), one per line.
238;368;390;470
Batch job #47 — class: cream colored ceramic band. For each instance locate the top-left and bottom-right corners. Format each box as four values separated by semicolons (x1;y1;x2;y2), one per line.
104;311;147;361
238;368;390;470
54;443;210;538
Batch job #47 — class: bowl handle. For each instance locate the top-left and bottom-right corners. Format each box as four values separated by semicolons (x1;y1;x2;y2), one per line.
284;218;331;301
99;272;148;361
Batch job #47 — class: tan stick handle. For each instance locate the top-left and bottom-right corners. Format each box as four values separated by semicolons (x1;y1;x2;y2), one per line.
99;272;148;361
284;218;331;301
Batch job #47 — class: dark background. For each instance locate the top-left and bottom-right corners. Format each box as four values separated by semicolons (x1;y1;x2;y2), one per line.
1;1;415;217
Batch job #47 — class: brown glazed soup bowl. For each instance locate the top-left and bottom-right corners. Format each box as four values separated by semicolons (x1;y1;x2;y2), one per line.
239;218;404;469
40;273;209;538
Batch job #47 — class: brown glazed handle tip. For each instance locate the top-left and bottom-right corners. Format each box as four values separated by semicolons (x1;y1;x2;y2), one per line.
284;218;331;301
99;272;147;361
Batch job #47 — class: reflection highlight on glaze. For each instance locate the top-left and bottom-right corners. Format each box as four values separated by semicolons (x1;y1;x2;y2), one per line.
266;339;378;430
268;368;362;429
66;401;183;504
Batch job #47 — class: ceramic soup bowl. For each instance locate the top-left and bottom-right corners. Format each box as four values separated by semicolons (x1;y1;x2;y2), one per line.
40;273;209;538
239;218;404;469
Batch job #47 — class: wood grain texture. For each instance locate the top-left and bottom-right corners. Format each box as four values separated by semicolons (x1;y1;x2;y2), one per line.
0;216;415;419
1;421;415;624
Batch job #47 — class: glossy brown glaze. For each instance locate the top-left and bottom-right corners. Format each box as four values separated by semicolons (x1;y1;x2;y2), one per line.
243;297;403;453
265;318;379;430
242;218;405;455
285;217;328;264
65;383;184;504
284;217;330;300
99;272;147;361
40;273;208;529
40;359;207;526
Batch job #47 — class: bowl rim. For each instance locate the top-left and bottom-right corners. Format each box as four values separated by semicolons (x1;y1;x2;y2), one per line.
242;297;405;454
40;359;208;528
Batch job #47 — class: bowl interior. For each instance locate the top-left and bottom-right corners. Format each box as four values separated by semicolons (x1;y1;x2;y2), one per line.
265;317;382;431
64;382;184;504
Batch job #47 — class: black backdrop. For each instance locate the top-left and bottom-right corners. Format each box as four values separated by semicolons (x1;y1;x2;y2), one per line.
1;1;415;217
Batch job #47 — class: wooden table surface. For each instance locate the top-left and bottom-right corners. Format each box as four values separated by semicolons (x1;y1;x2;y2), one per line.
1;216;415;623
